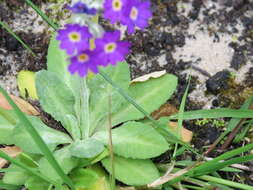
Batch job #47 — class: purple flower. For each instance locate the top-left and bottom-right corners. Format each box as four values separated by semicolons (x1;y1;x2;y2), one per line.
68;50;99;77
103;0;128;24
94;30;131;66
122;0;152;34
56;24;92;55
67;2;97;15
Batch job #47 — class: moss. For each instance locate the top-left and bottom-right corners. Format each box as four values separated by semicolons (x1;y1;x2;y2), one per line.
218;77;253;109
195;118;225;128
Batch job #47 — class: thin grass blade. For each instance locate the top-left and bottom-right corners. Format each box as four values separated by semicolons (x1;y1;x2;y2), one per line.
24;0;58;30
0;21;35;56
169;109;253;120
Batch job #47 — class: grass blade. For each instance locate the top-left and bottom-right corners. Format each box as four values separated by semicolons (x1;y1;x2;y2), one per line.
169;109;253;120
24;0;58;31
0;86;74;190
172;76;190;158
0;20;35;56
198;175;253;190
190;143;253;176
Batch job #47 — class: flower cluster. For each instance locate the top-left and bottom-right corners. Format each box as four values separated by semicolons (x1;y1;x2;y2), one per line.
56;0;152;77
104;0;152;34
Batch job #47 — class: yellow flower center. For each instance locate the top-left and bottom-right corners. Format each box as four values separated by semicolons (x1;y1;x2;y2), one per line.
68;32;81;42
130;7;138;20
112;0;122;11
104;42;117;53
78;53;89;63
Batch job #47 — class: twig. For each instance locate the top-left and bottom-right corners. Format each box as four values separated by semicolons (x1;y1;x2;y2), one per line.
220;119;246;150
205;103;253;155
221;103;253;150
147;162;198;188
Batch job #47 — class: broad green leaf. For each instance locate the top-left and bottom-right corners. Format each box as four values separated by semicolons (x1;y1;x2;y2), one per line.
36;70;77;136
17;70;38;100
99;74;177;129
46;36;80;94
70;138;104;158
93;121;169;159
70;165;109;189
102;156;160;186
88;61;130;134
0;114;15;145
64;114;81;140
13;116;72;154
46;36;83;122
25;176;50;190
3;164;29;186
39;146;78;182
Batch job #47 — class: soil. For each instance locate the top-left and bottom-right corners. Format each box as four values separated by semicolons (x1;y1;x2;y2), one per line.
0;0;253;188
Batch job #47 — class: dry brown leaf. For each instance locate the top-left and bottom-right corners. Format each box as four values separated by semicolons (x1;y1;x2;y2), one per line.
151;103;178;120
0;93;39;116
131;70;166;84
0;146;22;168
168;122;193;143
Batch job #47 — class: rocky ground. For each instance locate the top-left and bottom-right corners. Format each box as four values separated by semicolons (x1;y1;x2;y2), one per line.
0;0;253;187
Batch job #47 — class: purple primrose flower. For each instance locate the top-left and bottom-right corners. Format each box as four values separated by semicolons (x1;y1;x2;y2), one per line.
103;0;128;24
67;1;97;15
122;0;152;34
94;30;131;66
56;24;92;55
68;50;99;77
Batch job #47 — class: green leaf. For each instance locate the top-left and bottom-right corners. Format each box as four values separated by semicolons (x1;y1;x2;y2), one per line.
36;70;77;136
46;36;88;136
13;116;72;154
3;164;29;186
0;86;74;189
102;156;160;186
39;146;78;182
69;165;109;189
46;36;78;93
88;61;130;134
17;70;38;100
94;121;169;159
70;138;105;158
100;74;177;128
64;114;81;140
25;176;50;190
0;113;15;145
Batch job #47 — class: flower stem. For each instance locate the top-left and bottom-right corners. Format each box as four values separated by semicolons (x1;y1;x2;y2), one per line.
108;94;116;190
79;78;90;139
